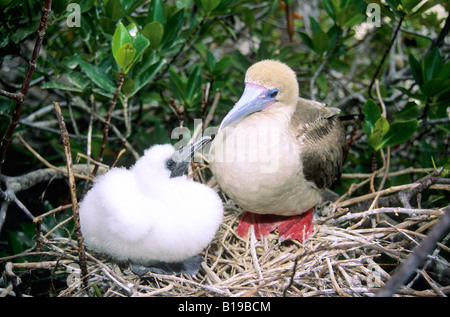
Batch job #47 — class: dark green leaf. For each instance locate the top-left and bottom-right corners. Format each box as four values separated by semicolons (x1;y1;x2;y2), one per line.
394;101;421;120
41;81;84;93
206;51;216;72
129;58;166;97
186;64;202;104
78;59;115;94
147;0;166;25
105;0;124;21
162;9;185;50
381;120;418;148
169;66;187;102
401;0;421;13
201;0;221;13
408;53;422;86
143;21;164;50
312;29;329;55
298;32;314;51
362;99;381;134
423;47;442;83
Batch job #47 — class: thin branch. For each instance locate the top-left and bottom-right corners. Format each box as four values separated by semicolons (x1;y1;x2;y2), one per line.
91;71;125;179
0;0;52;171
368;14;405;98
376;206;450;297
53;101;89;288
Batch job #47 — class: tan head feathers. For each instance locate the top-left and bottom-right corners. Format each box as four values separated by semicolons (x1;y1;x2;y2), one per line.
245;60;299;105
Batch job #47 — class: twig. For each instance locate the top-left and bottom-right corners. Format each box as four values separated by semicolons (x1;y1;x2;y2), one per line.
368;14;404;98
204;91;221;128
249;225;263;280
333;207;443;224
376;206;450;297
91;71;125;179
16;134;93;180
169;97;185;127
340;167;434;179
0;0;52;171
398;168;442;208
53;101;89;288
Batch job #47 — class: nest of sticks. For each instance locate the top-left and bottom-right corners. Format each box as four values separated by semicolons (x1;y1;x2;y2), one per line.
1;165;449;297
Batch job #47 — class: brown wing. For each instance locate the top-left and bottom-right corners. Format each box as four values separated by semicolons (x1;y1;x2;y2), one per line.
292;99;347;189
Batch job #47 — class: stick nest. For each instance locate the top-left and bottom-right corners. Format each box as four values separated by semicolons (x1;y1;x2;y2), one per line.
2;186;448;297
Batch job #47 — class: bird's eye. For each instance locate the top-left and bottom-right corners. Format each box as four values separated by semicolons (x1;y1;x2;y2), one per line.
268;89;279;98
165;159;176;171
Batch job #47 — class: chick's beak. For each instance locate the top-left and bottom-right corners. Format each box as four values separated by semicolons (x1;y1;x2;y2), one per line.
219;83;275;129
169;136;212;178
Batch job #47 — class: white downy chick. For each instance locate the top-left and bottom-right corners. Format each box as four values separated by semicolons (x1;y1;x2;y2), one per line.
79;137;223;275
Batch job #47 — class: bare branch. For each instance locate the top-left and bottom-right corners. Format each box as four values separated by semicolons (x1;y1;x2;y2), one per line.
53;101;89;288
0;0;52;172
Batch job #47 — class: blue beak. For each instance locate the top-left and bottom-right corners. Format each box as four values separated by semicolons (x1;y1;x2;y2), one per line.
219;83;278;129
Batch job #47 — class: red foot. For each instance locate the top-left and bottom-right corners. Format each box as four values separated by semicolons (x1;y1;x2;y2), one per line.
236;207;314;242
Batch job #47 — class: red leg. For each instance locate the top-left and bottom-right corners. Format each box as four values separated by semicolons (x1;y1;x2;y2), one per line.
236;212;282;240
236;207;314;242
277;207;314;242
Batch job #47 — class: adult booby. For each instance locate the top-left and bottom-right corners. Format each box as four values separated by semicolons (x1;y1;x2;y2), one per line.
209;60;346;242
79;136;223;275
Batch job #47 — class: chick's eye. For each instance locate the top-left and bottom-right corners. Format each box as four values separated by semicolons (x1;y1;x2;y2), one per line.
165;159;176;170
268;89;278;98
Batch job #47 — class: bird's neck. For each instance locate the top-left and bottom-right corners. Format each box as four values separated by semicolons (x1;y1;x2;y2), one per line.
264;102;296;126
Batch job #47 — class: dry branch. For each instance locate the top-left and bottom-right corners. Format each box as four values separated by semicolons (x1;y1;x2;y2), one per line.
0;0;52;171
53;101;89;288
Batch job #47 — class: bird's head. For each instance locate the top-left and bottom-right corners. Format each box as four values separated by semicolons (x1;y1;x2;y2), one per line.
166;136;212;178
219;60;299;129
133;136;212;180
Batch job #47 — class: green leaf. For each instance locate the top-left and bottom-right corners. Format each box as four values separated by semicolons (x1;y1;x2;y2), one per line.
143;21;164;50
408;53;422;86
169;66;187;102
162;9;185;49
41;81;84;93
421;78;450;97
394;101;421;120
298;32;314;51
441;158;450;178
381;120;418;148
201;0;221;13
206;51;216;72
423;47;442;83
115;42;136;73
322;0;336;21
214;56;232;74
112;22;132;58
78;59;115;94
401;0;421;13
147;0;166;25
105;0;123;21
130;33;150;63
186;64;202;105
368;116;390;150
362;99;381;135
129;58;166;97
312;29;329;55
